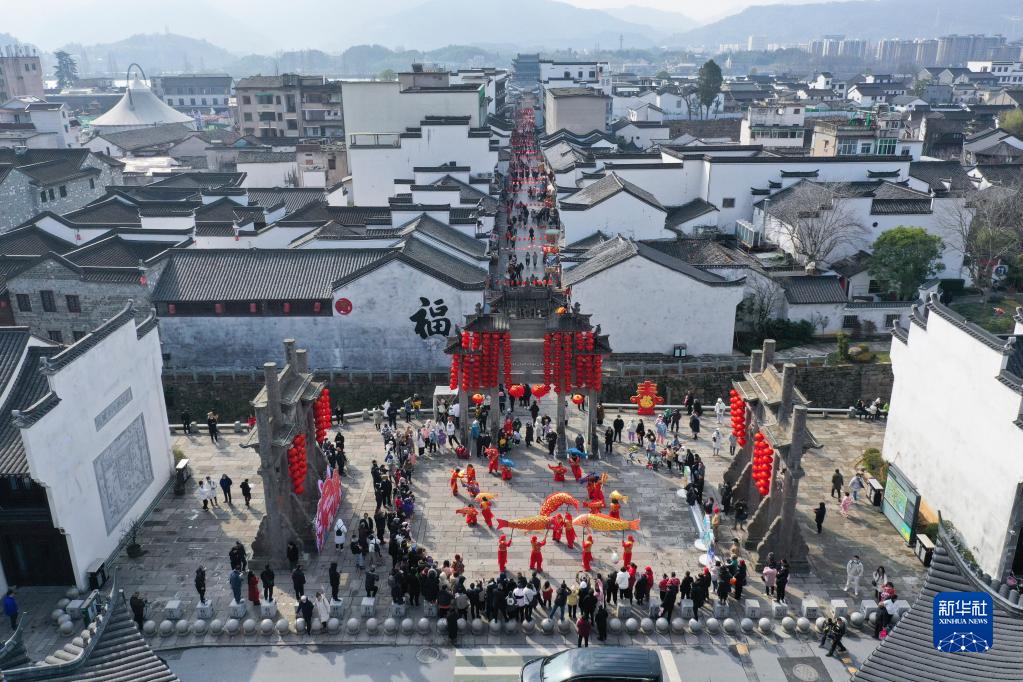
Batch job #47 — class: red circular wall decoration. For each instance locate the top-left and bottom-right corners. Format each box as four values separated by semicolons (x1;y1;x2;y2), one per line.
334;298;353;315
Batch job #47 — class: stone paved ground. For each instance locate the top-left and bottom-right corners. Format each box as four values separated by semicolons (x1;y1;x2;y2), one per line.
16;396;924;665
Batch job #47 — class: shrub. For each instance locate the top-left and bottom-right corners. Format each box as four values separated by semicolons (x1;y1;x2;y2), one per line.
173;446;185;463
849;351;876;364
859;447;886;483
836;332;850;362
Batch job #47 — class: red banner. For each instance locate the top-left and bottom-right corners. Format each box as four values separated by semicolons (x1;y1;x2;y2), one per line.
314;468;343;552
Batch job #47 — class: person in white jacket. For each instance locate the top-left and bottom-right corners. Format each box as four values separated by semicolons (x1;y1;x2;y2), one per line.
714;398;726;424
334;518;347;551
314;591;331;625
845;555;864;596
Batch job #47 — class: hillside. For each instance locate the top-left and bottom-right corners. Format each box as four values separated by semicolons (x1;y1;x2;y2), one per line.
59;33;237;76
672;0;1023;47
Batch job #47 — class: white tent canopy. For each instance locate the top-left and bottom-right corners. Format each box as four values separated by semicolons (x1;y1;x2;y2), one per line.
91;69;196;134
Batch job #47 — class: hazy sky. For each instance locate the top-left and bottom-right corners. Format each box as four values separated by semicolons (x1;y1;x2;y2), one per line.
3;0;822;50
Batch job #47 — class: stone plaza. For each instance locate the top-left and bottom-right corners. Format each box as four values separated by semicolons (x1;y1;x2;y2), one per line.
13;392;920;663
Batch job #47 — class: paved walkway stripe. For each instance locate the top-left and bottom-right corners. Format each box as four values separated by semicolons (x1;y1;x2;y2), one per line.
659;649;683;682
454;666;526;676
458;646;557;655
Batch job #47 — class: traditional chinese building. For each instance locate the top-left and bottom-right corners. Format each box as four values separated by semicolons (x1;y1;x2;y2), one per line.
151;243;487;370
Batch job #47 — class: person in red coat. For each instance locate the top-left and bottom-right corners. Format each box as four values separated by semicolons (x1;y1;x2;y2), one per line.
564;512;577;549
548;463;567;482
581;535;594;572
480;499;494;528
497;534;512;572
569;455;583;481
501;465;513;481
622;535;635;567
550;513;564;543
529;536;547;571
246;570;260;605
487;447;500;475
450;468;461;496
461;507;478;526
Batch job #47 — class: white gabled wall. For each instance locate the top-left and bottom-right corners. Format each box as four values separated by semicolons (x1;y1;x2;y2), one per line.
20;320;173;589
559;192;667;244
571;256;743;355
883;308;1023;576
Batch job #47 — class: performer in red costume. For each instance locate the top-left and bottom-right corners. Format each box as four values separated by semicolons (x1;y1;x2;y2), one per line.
450;468;461;496
497;534;512;572
622;535;635;567
487;447;500;475
529;536;547;571
581;535;594;572
480;499;494;528
550;513;564;543
457;506;478;526
564;512;577;549
548;462;567;482
464;464;477;487
569;454;583;481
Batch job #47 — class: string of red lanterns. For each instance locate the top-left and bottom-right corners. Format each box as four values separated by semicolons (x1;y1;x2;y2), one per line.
314;387;331;443
729;389;747;447
751;432;774;496
542;331;602;393
448;331;512;390
287;432;307;496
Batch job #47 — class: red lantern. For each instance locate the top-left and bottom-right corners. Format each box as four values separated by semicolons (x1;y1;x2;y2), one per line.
571;393;585;406
471;393;485;405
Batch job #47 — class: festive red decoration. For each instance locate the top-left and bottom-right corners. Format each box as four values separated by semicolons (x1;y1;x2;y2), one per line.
571;393;585;406
630;380;664;416
531;383;550;398
471;393;485;405
509;384;526;399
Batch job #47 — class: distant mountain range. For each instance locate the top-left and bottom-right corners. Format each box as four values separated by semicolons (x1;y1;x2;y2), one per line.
672;0;1023;46
59;34;236;77
602;5;700;36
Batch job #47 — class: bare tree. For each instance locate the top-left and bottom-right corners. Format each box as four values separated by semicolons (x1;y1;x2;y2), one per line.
767;182;868;266
940;182;1023;292
741;276;783;331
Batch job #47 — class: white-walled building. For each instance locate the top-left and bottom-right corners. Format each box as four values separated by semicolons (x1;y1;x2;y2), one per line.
341;80;487;138
739;103;808;149
540;60;611;96
753;179;969;274
347;116;498;205
0;98;78;149
152;244;487;370
558;173;667;244
564;236;745;356
0;306;172;590
544;87;611;136
883;297;1023;578
610;119;670;150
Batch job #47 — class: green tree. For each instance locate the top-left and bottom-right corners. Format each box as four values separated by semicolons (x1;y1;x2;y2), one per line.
1002;108;1023;137
696;59;723;118
654;69;671;80
868;227;945;299
378;68;396;81
54;50;78;89
911;78;931;98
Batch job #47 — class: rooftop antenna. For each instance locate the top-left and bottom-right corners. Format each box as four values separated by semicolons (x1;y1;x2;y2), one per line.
619;34;623;52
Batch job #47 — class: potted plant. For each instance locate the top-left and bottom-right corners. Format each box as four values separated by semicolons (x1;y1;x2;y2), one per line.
123;517;144;558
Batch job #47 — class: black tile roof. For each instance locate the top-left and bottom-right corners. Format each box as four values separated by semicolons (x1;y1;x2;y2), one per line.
63;235;180;268
0;328;31;401
829;250;872;278
855;539;1023;682
779;275;847;304
246;188;324;216
430;175;498;213
564;236;739;287
402;214;488;260
559;173;665;212
145;171;245;189
64;199;145;225
0;345;59;475
0;225;76;256
641;237;760;268
96;123;196;152
278;202;392;227
909;160;975;192
152;249;392;301
665;198;718;229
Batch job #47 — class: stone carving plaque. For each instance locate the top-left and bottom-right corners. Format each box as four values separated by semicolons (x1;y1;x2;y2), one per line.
93;413;153;533
94;388;133;431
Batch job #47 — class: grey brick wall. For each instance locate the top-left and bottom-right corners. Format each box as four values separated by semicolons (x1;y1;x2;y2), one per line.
0;158;122;232
7;259;156;342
